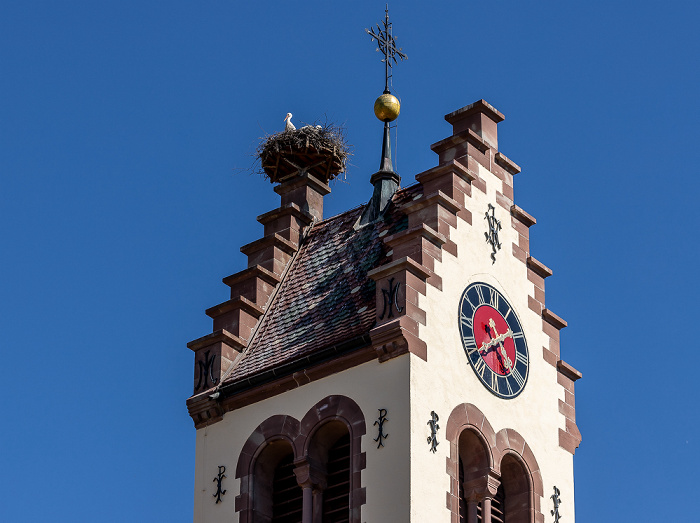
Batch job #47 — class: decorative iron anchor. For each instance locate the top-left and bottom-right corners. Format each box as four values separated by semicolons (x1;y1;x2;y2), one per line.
374;408;389;448
427;411;440;453
551;485;562;522
213;465;227;504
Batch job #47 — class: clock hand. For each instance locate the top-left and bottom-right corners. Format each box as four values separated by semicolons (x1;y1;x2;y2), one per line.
478;336;511;374
479;326;512;351
488;318;514;372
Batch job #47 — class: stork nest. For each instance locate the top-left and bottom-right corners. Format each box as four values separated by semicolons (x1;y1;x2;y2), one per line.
257;123;351;184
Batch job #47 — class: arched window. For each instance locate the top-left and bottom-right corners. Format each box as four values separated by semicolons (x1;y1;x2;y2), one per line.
251;439;302;523
446;404;544;523
236;396;366;523
457;428;496;523
305;420;351;522
499;453;531;523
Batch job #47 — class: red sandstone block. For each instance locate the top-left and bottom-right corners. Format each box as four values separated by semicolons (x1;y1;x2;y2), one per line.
565;390;575;408
542;346;558;367
558;399;575;421
513;242;528;263
457;207;472;224
444;239;458;257
542;320;561;340
534;285;545;304
502;181;514;200
519;233;530;254
558;428;580;454
557;371;575;393
528;295;543;315
527;268;545;289
511;205;536;227
566;419;581;440
496;191;511;211
549;337;561;358
512;218;530;236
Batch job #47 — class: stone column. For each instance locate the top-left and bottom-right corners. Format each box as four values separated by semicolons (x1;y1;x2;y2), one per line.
293;457;326;523
301;486;313;523
312;490;323;523
466;495;479;523
482;496;492;522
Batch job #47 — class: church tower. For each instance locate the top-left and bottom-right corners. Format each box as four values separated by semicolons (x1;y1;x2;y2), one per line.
186;16;581;523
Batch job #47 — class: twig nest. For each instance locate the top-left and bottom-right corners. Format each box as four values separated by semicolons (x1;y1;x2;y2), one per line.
257;124;351;184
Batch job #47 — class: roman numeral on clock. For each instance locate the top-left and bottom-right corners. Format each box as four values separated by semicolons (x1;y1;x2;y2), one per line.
516;351;528;365
460;313;473;329
475;285;485;304
490;291;499;309
474;357;487;378
511;367;525;387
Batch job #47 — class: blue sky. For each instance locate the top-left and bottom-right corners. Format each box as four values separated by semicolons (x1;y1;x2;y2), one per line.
1;1;698;521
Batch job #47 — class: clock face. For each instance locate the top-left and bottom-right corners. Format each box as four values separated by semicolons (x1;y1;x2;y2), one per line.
458;282;529;399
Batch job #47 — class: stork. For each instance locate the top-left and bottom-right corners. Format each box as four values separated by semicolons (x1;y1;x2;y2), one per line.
283;113;322;132
283;113;296;131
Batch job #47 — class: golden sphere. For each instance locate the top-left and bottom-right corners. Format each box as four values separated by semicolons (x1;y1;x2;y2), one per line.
374;93;401;122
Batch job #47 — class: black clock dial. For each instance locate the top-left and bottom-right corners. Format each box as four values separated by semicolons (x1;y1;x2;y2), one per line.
458;282;529;399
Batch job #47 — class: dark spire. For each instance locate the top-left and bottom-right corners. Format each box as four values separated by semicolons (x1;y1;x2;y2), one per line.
360;7;406;226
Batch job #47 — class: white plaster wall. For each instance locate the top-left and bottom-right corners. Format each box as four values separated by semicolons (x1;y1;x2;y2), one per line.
193;164;577;523
193;355;411;523
408;162;576;522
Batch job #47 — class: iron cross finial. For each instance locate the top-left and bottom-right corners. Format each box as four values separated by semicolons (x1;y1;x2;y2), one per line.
365;5;407;93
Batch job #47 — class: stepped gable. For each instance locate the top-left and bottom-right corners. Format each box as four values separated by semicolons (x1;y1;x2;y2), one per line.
221;184;419;386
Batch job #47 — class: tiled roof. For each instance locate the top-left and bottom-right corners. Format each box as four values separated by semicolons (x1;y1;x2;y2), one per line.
221;184;421;385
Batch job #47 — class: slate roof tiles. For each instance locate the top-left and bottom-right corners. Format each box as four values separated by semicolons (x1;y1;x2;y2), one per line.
221;184;420;385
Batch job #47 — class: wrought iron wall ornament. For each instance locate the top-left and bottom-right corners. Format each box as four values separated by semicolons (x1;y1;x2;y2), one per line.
195;350;218;391
427;411;440;453
551;485;562;522
374;408;389;448
213;465;227;504
379;277;403;319
484;203;502;264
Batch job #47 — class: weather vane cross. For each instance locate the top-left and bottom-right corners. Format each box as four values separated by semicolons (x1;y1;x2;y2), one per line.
366;5;407;93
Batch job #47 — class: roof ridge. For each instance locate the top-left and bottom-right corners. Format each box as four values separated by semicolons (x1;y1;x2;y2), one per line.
313;203;364;226
313;182;420;227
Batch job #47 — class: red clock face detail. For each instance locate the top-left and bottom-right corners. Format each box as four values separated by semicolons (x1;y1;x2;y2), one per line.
472;305;517;376
459;282;529;399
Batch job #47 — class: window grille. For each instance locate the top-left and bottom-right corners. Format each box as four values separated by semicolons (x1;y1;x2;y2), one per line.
491;484;505;523
271;453;303;523
321;432;350;523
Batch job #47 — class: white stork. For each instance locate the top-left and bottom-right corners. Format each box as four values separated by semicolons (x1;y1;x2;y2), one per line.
283;113;296;131
283;113;322;132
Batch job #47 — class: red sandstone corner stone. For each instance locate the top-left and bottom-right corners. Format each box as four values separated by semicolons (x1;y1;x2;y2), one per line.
543;308;567;330
556;371;575;393
558;399;575;421
527;256;552;279
495;152;521;175
542;346;558;367
528;295;543;315
559;428;580;454
557;359;582;381
511;205;536;227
